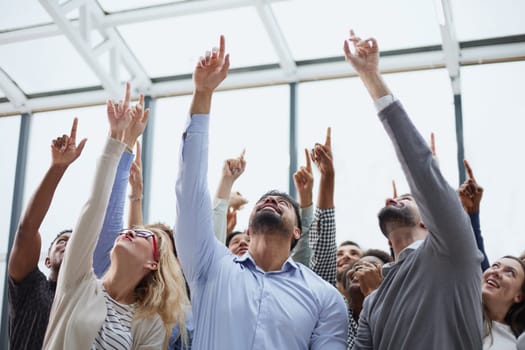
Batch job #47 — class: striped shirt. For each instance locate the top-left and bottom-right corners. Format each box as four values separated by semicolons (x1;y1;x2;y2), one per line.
92;289;135;350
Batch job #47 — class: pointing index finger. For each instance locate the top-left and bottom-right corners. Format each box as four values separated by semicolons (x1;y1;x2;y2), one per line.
325;127;331;147
70;117;78;142
304;148;311;171
123;82;131;108
464;159;475;180
392;179;398;198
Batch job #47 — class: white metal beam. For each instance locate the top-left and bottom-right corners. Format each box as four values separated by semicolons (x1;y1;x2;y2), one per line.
0;0;287;45
255;0;297;77
435;0;461;93
0;69;28;113
37;0;151;98
2;41;523;117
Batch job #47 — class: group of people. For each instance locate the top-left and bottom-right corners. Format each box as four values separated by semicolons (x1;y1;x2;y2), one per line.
6;30;525;350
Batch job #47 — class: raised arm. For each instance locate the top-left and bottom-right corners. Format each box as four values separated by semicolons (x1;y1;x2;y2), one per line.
459;160;489;270
8;118;86;283
309;128;338;285
128;141;144;228
175;36;230;282
345;30;478;260
92;87;149;278
292;148;314;266
57;86;131;289
213;150;246;243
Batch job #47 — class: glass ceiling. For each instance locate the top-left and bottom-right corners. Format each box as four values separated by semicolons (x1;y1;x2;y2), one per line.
0;0;523;105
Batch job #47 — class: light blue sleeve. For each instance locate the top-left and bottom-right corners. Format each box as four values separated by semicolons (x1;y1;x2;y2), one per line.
174;115;227;283
93;151;134;277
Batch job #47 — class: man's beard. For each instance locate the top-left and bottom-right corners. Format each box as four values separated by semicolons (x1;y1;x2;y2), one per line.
250;210;289;236
378;206;419;233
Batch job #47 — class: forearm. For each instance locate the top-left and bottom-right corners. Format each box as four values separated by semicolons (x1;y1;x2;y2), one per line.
215;176;234;200
292;204;314;266
317;175;334;209
93;152;133;277
359;71;391;101
190;91;213;115
127;198;143;228
310;208;337;286
60;138;125;288
212;198;228;244
17;164;68;232
469;212;489;271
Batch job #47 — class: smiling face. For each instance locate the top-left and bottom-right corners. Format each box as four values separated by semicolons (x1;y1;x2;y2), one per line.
248;191;301;249
377;194;421;237
336;244;363;274
483;257;525;313
228;233;251;256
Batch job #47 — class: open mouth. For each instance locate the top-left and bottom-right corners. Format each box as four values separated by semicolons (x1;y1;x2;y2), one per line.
258;203;281;215
486;278;499;288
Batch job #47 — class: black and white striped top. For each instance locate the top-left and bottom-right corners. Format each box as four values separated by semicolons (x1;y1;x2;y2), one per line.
92;289;135;350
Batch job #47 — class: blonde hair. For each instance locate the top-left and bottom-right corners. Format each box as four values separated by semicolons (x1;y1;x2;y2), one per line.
133;226;189;344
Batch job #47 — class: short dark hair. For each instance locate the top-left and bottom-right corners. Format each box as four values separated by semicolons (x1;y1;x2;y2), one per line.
339;240;361;249
48;229;72;255
363;249;393;264
256;190;302;251
225;231;244;248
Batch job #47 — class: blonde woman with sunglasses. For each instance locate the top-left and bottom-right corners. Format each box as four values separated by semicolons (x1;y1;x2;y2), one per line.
43;84;188;349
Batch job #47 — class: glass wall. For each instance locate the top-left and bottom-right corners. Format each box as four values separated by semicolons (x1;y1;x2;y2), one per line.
462;61;525;260
0;115;21;310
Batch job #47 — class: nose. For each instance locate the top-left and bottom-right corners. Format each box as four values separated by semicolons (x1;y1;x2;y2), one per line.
263;196;278;204
123;229;135;238
239;239;249;247
385;198;397;206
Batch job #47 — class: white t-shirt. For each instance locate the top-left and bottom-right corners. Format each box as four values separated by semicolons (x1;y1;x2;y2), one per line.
483;321;516;350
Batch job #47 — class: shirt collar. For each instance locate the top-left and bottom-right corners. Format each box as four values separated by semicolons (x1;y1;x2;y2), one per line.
234;252;299;273
381;239;424;277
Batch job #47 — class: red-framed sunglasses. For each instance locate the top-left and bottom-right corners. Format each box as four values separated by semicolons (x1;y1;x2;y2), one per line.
119;228;158;262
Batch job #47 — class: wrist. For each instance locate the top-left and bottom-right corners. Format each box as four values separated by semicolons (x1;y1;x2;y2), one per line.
128;194;142;202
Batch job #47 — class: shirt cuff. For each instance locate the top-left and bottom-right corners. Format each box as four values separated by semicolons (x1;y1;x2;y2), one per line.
374;95;397;113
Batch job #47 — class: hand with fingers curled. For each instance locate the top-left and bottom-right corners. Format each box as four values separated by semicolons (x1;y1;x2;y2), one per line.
353;261;383;297
106;82;133;141
222;150;246;183
51;117;88;168
293;148;314;208
343;29;379;76
458;160;483;213
229;191;248;211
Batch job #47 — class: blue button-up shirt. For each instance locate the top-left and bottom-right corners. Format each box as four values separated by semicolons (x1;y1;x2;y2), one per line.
175;114;348;350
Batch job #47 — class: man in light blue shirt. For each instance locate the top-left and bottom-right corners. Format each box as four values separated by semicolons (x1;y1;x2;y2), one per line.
175;36;348;350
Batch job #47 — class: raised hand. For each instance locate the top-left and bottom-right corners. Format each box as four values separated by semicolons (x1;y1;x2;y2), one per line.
353;261;383;297
193;35;230;94
343;29;379;75
51;117;87;168
293;148;314;208
124;94;150;149
222;150;247;182
107;82;133;141
311;127;334;177
129;141;143;197
458;160;483;213
229;191;248;211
